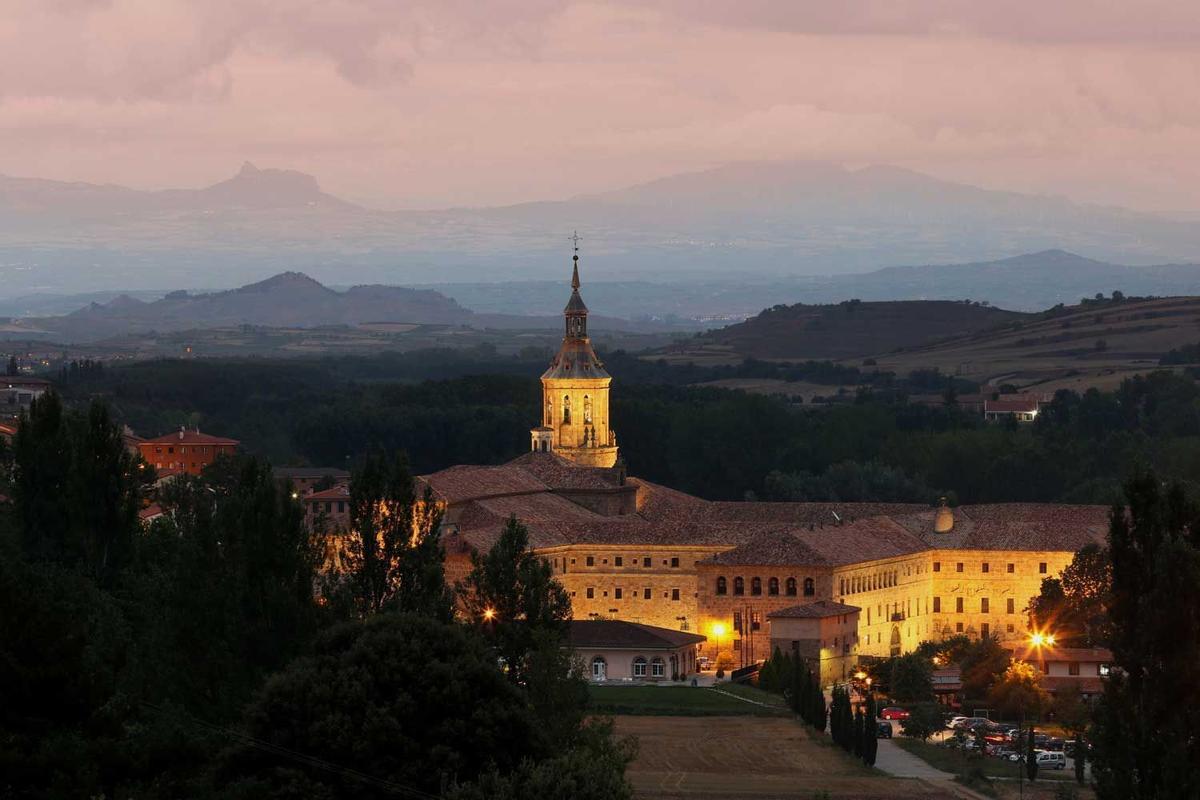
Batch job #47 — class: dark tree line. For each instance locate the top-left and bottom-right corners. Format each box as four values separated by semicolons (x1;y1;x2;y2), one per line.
0;393;632;799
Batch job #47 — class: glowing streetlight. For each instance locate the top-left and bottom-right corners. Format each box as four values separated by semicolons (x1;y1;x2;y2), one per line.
483;608;496;621
1030;632;1045;647
1045;634;1056;646
711;622;727;638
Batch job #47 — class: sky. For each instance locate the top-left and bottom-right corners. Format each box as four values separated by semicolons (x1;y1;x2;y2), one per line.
2;0;1199;213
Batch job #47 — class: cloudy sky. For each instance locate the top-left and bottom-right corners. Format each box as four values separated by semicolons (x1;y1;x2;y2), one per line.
2;1;1199;212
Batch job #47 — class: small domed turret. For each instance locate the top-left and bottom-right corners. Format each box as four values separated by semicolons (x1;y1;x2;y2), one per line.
934;497;954;533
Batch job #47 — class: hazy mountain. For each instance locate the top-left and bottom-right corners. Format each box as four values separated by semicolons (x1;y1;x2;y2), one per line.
4;271;677;343
2;161;1199;297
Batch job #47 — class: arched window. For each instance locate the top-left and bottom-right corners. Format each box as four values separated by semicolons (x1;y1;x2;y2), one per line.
650;657;665;678
633;656;647;678
804;577;815;597
591;656;607;680
786;577;797;596
562;395;571;423
545;398;553;425
768;577;779;596
584;395;593;423
733;577;745;596
716;576;727;595
751;577;762;596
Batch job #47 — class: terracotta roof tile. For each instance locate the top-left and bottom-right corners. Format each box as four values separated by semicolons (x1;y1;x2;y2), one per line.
768;600;860;619
895;504;1109;551
568;620;705;650
141;429;239;446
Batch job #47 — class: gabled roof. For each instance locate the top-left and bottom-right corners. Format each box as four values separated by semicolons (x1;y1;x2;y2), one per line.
768;600;860;619
306;484;351;502
1010;646;1113;663
140;429;239;446
894;504;1109;551
568;620;705;650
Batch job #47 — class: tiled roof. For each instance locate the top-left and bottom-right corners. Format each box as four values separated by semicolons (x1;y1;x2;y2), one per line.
706;501;926;527
141;429;239;446
768;600;860;619
568;620;706;650
895;504;1109;551
541;337;610;380
506;451;623;490
307;484;351;502
1009;646;1113;663
699;529;826;566
985;399;1040;413
420;463;549;504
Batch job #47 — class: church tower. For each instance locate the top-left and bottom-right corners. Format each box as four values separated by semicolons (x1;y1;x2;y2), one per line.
530;237;619;468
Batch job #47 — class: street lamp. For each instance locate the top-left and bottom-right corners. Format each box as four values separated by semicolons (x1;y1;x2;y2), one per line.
483;607;496;621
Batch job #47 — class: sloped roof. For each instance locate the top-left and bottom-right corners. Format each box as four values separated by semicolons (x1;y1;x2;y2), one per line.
768;600;860;619
540;336;610;380
568;619;706;650
895;504;1109;551
140;429;239;446
307;484;351;502
1009;646;1113;663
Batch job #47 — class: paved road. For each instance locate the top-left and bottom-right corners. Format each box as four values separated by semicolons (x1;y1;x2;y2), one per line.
873;738;957;779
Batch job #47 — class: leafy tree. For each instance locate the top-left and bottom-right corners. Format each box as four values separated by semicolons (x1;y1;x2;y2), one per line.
341;451;452;619
217;614;542;799
460;516;572;686
1027;543;1110;647
959;635;1010;701
889;652;934;702
987;661;1049;719
899;702;945;742
1092;473;1200;800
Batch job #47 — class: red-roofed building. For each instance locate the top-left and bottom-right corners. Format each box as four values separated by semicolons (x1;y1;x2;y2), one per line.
408;257;1115;683
137;427;239;475
304;483;351;531
1009;645;1114;700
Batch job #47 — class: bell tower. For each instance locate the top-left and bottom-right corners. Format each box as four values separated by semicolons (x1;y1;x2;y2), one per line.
530;234;619;468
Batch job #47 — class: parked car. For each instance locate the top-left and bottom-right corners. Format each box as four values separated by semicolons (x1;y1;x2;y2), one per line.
1036;751;1067;770
947;716;968;729
877;721;893;739
1043;738;1065;752
880;707;910;720
953;716;990;730
697;656;711;671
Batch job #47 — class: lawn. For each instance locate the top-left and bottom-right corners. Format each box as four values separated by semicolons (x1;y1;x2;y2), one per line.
893;737;1075;782
588;685;788;716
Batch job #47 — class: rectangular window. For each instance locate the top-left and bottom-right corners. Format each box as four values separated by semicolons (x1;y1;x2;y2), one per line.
933;597;941;613
643;587;651;600
982;562;990;573
733;612;742;633
751;612;762;631
586;587;594;599
1007;624;1015;633
670;557;679;568
956;597;964;613
615;556;623;567
980;622;990;638
733;638;742;651
956;562;963;573
671;588;680;601
1042;661;1050;674
615;587;622;600
1067;661;1080;676
956;622;963;632
586;556;594;566
1039;562;1047;574
933;562;941;572
1007;598;1015;614
1007;563;1015;573
981;598;989;613
643;557;651;568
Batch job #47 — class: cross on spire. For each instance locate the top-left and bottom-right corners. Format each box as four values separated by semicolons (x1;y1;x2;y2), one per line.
570;230;581;289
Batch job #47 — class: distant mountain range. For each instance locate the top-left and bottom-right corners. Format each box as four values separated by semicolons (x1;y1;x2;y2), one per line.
2;160;1199;298
1;271;676;343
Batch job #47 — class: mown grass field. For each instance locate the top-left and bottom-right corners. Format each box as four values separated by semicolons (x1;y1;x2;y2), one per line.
588;685;788;717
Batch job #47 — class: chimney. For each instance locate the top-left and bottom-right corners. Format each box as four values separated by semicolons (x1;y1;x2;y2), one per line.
934;497;954;533
178;426;185;441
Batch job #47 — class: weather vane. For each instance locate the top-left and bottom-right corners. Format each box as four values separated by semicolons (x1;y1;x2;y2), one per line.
570;230;582;255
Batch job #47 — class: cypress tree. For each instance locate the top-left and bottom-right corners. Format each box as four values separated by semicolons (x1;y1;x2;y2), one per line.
799;660;813;723
791;653;804;717
1026;724;1038;782
1074;728;1085;786
814;684;827;733
864;695;878;766
853;706;864;757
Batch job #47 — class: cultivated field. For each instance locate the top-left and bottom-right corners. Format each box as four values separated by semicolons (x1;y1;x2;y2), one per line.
614;716;962;799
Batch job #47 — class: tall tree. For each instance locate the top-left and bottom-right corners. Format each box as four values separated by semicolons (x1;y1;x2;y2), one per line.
12;393;139;586
1092;472;1200;800
862;694;878;766
460;516;572;685
341;451;452;619
1027;543;1111;648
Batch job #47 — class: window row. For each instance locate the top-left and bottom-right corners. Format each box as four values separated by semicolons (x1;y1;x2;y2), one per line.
580;587;681;601
932;561;1048;575
931;597;1018;614
153;445;216;455
547;394;594;425
715;576;814;597
839;570;898;595
561;555;683;571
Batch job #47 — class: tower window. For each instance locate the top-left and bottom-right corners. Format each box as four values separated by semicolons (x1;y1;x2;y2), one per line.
733;577;745;596
584;395;592;423
716;576;727;595
768;577;779;596
563;395;571;424
803;577;815;597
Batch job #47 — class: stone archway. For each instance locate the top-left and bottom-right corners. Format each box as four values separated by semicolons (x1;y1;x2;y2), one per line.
890;625;902;657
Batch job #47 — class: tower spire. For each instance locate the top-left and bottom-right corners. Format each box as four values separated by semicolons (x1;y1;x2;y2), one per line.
570;230;581;289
